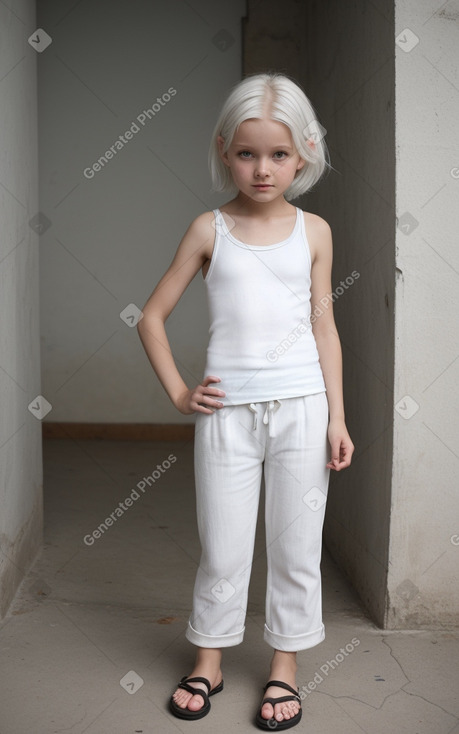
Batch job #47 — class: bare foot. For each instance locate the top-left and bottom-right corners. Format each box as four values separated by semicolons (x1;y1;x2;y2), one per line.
171;648;223;713
260;650;300;724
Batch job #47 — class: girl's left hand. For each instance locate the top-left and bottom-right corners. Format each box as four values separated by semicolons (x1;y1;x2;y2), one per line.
327;418;354;471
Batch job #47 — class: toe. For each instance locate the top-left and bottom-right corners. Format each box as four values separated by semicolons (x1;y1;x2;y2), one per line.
172;689;190;708
274;700;299;721
273;703;286;722
187;693;205;711
275;703;287;720
261;702;274;720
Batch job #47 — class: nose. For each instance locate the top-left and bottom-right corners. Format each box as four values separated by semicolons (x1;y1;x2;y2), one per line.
254;157;271;178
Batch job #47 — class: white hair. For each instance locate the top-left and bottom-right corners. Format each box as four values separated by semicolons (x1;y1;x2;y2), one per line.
208;72;331;201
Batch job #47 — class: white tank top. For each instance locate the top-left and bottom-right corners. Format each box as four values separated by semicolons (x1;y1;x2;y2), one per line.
201;206;326;406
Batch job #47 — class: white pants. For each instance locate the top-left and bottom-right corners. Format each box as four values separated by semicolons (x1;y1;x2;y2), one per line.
185;391;330;652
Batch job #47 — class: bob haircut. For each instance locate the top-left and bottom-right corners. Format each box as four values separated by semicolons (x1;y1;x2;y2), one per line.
208;72;330;201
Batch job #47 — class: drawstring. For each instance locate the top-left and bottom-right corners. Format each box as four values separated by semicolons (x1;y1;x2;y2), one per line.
248;403;258;430
263;400;281;437
248;400;282;437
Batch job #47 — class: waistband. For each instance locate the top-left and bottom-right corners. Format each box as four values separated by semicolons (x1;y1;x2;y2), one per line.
248;399;282;438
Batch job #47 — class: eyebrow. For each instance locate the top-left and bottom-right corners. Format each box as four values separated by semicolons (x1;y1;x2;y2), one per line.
233;143;293;150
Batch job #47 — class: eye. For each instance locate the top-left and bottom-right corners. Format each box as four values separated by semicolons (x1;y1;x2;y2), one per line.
238;150;252;158
273;151;288;159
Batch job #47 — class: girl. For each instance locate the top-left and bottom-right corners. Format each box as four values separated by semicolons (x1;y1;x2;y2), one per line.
137;72;354;730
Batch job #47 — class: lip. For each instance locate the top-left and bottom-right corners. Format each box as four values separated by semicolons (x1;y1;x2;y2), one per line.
253;184;273;189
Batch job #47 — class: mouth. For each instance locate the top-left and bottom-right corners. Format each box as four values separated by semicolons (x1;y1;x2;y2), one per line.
252;184;273;189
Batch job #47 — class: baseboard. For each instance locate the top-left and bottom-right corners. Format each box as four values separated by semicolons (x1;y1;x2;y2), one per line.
42;423;195;441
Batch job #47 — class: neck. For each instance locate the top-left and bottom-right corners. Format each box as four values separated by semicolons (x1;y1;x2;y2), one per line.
231;193;294;218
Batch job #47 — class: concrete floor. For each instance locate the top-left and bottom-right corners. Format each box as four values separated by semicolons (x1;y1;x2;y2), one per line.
0;438;458;734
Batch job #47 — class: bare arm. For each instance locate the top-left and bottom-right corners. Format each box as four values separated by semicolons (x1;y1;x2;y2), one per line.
137;212;226;415
306;214;354;470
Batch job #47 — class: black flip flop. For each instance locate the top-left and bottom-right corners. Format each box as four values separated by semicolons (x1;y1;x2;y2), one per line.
169;674;224;720
255;679;302;730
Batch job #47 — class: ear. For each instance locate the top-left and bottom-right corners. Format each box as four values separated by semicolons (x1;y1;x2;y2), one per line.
217;135;230;167
295;137;315;172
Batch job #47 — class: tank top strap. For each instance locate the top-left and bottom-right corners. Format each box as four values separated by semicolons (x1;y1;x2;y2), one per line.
213;208;235;242
296;207;312;269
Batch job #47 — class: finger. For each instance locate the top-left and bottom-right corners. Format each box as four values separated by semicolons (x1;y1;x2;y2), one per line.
194;400;215;414
202;375;222;387
204;387;226;396
333;448;352;470
341;442;354;463
195;392;224;409
327;459;345;471
194;395;222;413
342;452;353;467
330;441;341;468
201;376;225;397
193;392;224;412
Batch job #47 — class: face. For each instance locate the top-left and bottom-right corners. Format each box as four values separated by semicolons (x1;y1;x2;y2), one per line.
217;118;307;204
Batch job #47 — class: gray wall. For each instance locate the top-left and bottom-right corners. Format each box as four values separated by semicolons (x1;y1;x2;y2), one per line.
0;0;43;618
299;0;396;626
37;0;246;425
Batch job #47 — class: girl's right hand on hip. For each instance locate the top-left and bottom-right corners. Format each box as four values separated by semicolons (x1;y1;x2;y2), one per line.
175;376;226;415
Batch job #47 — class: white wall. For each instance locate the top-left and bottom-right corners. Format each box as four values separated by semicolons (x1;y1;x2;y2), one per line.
37;0;246;425
388;0;459;626
0;0;43;618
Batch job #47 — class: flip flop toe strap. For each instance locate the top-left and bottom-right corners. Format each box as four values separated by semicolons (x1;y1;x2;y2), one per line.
260;680;301;708
261;694;300;706
177;675;211;704
262;680;300;696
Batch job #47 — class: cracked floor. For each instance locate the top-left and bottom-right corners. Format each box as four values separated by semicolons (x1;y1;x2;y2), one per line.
0;438;458;733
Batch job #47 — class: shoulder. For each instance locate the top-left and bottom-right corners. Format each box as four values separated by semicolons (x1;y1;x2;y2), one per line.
187;209;217;233
300;211;332;263
301;210;331;236
181;210;218;259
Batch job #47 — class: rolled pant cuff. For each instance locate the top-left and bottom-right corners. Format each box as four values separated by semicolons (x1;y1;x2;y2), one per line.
185;620;245;648
264;623;325;652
